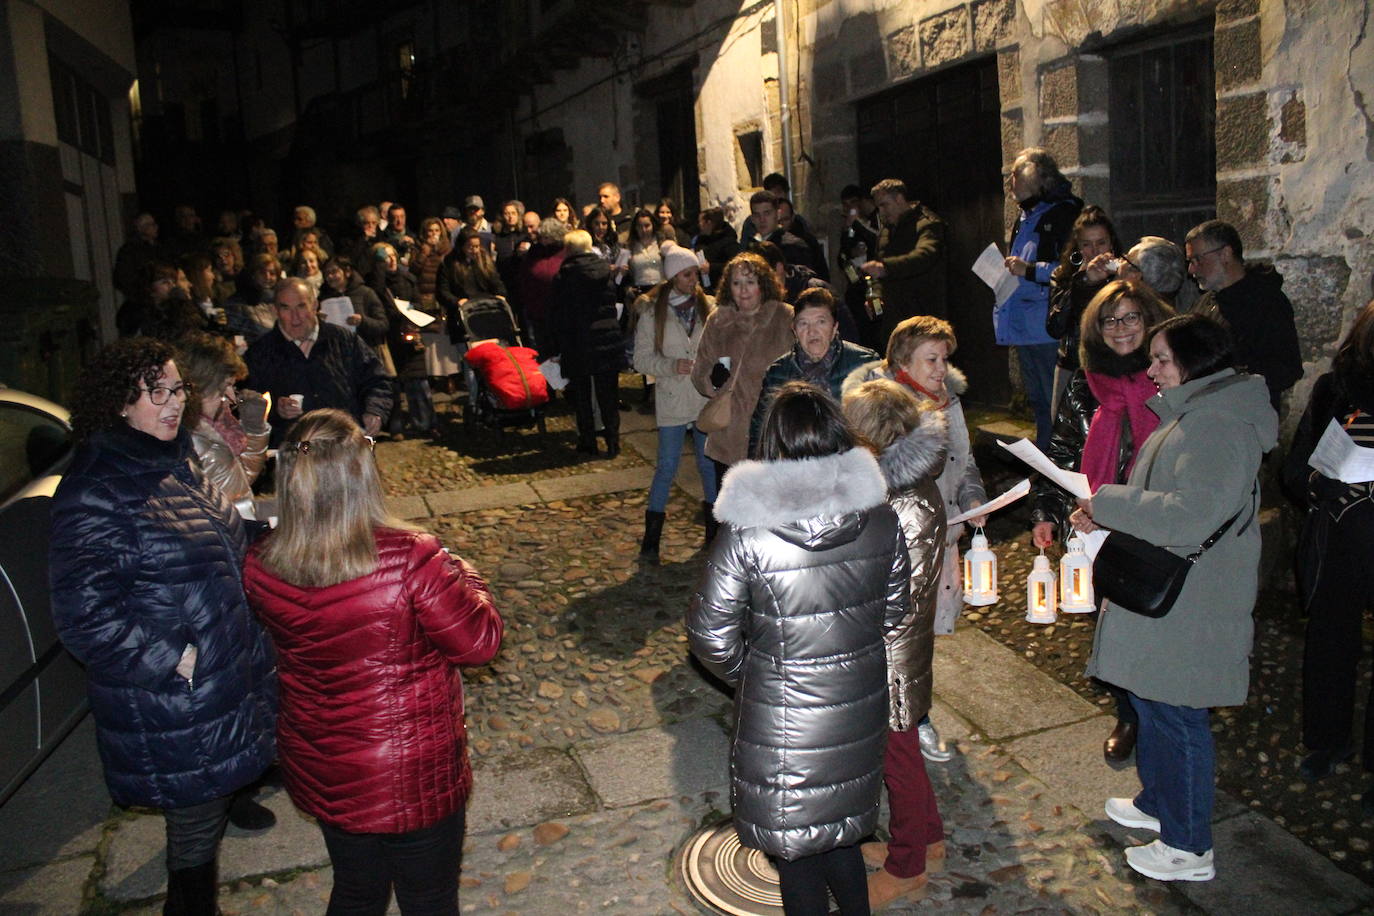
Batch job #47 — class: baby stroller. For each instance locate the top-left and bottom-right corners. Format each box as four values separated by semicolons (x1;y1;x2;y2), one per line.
458;296;548;435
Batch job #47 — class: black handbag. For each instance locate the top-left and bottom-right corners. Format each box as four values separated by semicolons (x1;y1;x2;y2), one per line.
1092;419;1255;618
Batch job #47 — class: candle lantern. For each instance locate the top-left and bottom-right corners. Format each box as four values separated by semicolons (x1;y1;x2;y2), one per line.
1058;534;1095;613
962;528;998;606
1025;551;1057;624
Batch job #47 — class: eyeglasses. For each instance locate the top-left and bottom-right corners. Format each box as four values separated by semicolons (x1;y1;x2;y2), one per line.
283;435;376;455
1100;311;1143;330
1186;245;1225;267
135;383;192;405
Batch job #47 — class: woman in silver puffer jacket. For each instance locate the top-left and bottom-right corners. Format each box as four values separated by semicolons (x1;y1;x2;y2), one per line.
689;381;910;916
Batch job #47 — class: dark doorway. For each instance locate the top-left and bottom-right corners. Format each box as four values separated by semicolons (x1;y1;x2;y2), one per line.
637;61;700;221
856;57;1008;405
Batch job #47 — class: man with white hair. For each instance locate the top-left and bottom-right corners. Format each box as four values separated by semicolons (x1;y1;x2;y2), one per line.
244;277;392;445
291;205;334;258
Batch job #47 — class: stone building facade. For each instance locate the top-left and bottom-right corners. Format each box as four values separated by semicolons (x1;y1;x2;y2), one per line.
512;0;1372;414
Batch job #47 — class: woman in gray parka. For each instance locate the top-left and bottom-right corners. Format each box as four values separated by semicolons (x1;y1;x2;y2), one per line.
1073;315;1277;884
688;381;910;916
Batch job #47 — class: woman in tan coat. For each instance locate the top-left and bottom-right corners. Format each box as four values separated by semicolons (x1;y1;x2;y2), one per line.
843;379;949;909
690;252;794;486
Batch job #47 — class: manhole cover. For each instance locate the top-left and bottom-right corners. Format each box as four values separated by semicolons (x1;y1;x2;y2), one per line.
678;820;784;915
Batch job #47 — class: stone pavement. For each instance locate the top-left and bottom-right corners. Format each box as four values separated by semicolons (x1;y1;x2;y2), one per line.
1;411;1370;915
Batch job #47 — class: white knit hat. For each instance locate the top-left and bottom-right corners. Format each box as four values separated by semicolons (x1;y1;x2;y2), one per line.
661;243;699;282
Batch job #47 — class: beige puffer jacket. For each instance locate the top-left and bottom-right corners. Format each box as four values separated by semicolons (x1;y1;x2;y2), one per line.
191;418;269;520
876;408;949;731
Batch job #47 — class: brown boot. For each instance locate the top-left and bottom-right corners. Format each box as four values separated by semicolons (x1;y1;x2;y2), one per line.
862;840;945;874
867;868;928;911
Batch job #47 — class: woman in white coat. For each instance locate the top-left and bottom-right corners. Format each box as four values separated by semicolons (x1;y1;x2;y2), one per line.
633;244;717;558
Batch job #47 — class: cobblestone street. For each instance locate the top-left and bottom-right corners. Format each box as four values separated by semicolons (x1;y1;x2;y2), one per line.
1;395;1371;915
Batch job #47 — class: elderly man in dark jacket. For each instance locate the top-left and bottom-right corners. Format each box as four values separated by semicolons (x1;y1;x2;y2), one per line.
1185;219;1302;409
862;178;949;341
245;277;392;445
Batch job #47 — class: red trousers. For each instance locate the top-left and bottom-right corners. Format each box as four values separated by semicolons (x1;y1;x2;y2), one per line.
882;726;945;878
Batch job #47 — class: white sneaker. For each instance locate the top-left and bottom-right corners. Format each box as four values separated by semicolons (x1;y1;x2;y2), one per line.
1106;797;1160;832
1124;840;1215;881
918;721;954;763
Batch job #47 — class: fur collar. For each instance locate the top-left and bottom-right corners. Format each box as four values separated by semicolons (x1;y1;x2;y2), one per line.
1079;336;1149;377
714;447;887;530
878;408;948;493
842;360;969;399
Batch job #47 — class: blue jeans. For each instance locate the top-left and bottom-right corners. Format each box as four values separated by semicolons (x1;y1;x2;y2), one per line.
1016;343;1058;451
648;423;717;512
1130;693;1214;854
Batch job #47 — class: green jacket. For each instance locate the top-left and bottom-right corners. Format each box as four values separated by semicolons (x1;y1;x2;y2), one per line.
1085;370;1277;707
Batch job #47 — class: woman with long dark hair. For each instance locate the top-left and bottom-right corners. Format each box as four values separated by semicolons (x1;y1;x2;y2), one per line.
1284;297;1374;820
245;409;502;914
689;381;909;915
1046;205;1123;417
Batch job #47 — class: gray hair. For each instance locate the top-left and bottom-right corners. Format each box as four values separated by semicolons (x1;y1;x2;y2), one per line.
273;276;317;307
1012;147;1065;197
294;205;316;222
1128;236;1186;298
537;217;569;245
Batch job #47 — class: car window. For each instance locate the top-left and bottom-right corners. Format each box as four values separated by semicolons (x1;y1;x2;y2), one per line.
0;403;71;504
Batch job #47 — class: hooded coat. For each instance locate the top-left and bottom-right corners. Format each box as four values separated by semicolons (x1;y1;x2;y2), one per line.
1086;370;1278;708
997;181;1083;346
845;361;986;633
688;447;910;861
876;409;948;731
48;424;278;809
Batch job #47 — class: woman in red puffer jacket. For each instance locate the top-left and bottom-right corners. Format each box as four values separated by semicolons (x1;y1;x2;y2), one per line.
244;408;502;914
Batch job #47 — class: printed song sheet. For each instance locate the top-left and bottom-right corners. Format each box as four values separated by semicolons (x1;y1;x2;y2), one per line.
320;296;355;331
972;243;1019;306
1308;418;1374;483
997;438;1093;499
947;478;1031;526
392;298;435;328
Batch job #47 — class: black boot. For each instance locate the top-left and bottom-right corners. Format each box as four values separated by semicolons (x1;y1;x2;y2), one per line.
641;510;666;558
603;433;620;459
703;501;719;545
164;860;219;916
227;788;275;832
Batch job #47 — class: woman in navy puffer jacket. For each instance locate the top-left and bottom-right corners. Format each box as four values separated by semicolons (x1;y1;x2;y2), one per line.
49;338;277;916
244;409;503;915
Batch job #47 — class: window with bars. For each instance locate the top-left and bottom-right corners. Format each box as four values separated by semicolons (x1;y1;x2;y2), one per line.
49;55;116;166
1107;26;1216;245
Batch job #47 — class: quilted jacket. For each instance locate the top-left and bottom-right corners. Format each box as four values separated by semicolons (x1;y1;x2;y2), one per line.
688;447;910;861
243;529;503;834
876;409;948;731
49;423;277;809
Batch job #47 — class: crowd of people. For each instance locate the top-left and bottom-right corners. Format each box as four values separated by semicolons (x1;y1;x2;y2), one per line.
54;146;1369;914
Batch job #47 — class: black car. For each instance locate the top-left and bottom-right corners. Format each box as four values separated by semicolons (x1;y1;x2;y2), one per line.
0;388;87;805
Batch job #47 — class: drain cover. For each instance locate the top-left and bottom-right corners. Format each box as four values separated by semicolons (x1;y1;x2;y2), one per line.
678;820;784;915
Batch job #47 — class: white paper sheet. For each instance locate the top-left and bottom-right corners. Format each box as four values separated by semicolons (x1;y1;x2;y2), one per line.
947;478;1031;527
1308;418;1374;483
997;437;1093;499
971;243;1019;306
392;298;436;328
1078;528;1109;562
320;296;355;331
538;358;569;391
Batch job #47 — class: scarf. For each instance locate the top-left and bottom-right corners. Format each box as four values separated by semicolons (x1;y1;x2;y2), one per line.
1081;369;1160;489
796;336;841;387
668;289;697;336
895;368;950;410
211;408;249;457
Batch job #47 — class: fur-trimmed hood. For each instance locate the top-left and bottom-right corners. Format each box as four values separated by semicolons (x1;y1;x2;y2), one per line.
841;360;969;400
878;407;948;493
714;447;888;549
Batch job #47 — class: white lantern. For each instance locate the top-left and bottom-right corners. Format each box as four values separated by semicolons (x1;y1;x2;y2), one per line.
963;528;998;606
1058;534;1095;613
1025;551;1057;624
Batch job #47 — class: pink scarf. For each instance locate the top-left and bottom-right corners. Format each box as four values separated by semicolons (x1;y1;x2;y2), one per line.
1081;370;1159;490
211;409;249;458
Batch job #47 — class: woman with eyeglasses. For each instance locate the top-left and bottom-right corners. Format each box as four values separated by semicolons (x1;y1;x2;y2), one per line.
49;337;278;915
244;409;503;915
1031;279;1174;765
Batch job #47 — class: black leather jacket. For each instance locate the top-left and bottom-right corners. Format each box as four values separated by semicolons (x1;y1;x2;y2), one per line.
1046;266;1107;371
1030;368;1135;531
